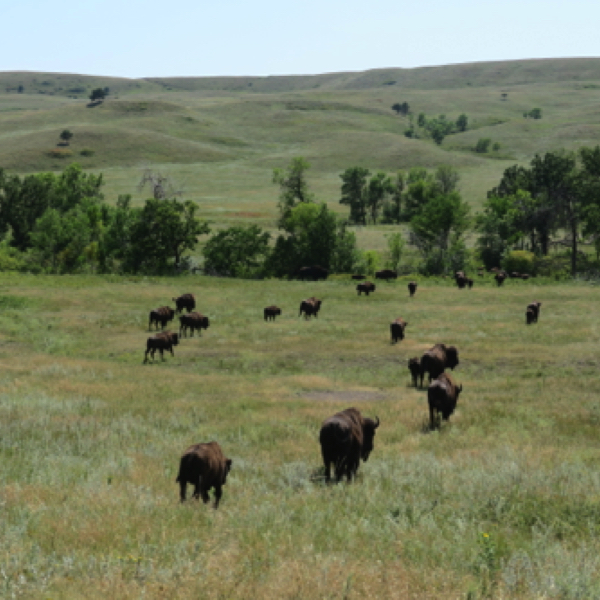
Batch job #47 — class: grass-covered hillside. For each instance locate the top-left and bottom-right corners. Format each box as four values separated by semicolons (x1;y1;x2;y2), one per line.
2;59;600;234
1;272;600;598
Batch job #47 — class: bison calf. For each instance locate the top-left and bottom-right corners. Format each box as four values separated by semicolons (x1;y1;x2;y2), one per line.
428;373;463;430
408;281;417;297
526;301;542;324
264;305;282;321
176;441;232;507
319;408;379;482
408;357;420;387
390;318;408;343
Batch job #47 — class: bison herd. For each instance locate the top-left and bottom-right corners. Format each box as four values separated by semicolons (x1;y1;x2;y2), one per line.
145;271;541;507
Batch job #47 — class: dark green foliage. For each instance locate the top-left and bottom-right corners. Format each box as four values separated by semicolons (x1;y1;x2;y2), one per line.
524;108;542;119
89;88;106;102
475;138;492;153
203;225;271;278
59;129;73;144
456;114;468;132
339;166;370;225
272;157;314;228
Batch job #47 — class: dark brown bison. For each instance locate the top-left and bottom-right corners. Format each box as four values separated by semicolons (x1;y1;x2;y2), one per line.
419;343;460;387
351;274;366;280
408;281;417;297
144;331;179;363
428;373;463;429
148;306;175;330
176;441;232;507
390;317;408;343
264;305;282;321
526;301;542;324
455;273;467;289
179;312;210;337
494;272;507;287
521;274;530;280
408;357;420;387
375;269;398;281
319;408;380;483
510;271;521;279
299;297;322;319
356;281;376;296
467;278;474;289
298;265;328;280
172;293;196;314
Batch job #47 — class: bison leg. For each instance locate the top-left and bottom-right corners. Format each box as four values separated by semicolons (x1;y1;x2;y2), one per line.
429;405;436;430
143;349;150;364
179;481;187;502
214;486;222;508
200;486;211;505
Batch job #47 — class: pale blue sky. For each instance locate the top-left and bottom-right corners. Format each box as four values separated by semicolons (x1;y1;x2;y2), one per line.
1;0;598;78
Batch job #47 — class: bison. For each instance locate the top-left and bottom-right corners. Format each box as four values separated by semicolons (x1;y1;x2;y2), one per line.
526;301;542;324
319;407;380;483
390;318;408;343
455;273;467;289
351;274;366;281
521;273;530;280
172;293;196;314
467;278;474;289
408;357;420;387
299;297;322;319
144;330;179;363
494;272;507;287
298;265;328;281
408;281;417;297
419;343;460;387
356;281;376;296
148;306;175;330
176;441;232;507
428;373;463;429
264;305;282;321
375;269;398;281
179;312;210;337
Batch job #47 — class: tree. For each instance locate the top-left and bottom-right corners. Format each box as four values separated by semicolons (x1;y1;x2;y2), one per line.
475;138;491;153
126;198;210;273
339;167;370;225
89;88;106;102
203;225;271;278
381;171;404;224
435;165;460;195
392;103;402;115
402;168;436;221
59;129;73;145
138;168;183;200
272;157;314;228
385;232;405;272
417;113;426;127
456;114;468;132
366;172;392;224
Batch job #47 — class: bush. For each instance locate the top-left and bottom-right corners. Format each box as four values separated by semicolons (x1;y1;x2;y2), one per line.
502;250;536;275
47;149;72;159
475;138;492;153
80;149;95;157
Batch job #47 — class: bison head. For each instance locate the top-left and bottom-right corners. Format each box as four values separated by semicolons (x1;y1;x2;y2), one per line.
446;346;459;370
223;458;233;484
171;333;180;346
361;416;380;462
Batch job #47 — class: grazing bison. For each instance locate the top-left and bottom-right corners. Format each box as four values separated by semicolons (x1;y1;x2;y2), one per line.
144;331;179;363
408;281;417;297
176;441;232;507
356;281;376;296
455;272;467;289
390;318;408;343
299;297;322;319
510;271;521;279
264;305;282;321
172;293;196;314
408;357;420;387
467;278;474;289
298;265;328;281
351;274;366;281
148;306;175;330
526;301;542;324
494;272;507;287
428;373;463;429
419;343;460;387
521;273;530;280
375;269;398;281
179;312;210;337
319;408;380;483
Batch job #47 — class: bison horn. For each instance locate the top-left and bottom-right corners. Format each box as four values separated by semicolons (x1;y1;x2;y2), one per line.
374;416;380;429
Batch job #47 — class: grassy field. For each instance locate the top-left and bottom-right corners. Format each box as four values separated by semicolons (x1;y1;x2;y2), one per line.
1;272;600;598
2;59;600;251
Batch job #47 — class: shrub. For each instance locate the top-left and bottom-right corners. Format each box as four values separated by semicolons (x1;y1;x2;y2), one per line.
475;138;492;153
80;149;95;157
502;250;536;275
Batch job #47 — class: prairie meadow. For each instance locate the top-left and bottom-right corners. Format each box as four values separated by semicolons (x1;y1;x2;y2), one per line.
1;272;600;598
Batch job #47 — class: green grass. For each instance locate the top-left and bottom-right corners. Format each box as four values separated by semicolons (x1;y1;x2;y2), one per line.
1;273;600;597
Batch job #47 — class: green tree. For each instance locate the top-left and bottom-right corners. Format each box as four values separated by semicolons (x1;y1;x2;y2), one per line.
391;103;402;114
367;172;392;224
475;138;491;153
203;225;271;278
339;166;370;225
385;232;405;272
89;88;106;102
456;114;468;132
417;113;426;127
381;171;404;224
435;165;460;194
59;129;73;145
402;168;436;221
272;157;314;228
126;198;210;273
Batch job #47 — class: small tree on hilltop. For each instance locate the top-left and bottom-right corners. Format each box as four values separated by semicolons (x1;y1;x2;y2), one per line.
59;129;73;145
89;88;106;102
